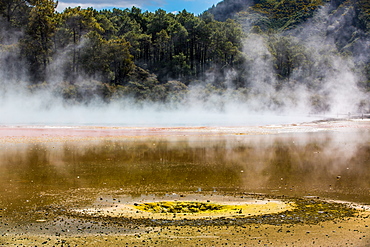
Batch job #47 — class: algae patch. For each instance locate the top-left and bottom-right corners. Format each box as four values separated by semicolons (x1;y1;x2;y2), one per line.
134;201;241;214
70;194;292;220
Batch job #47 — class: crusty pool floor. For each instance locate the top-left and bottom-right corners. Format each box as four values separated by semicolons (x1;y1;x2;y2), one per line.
0;119;369;246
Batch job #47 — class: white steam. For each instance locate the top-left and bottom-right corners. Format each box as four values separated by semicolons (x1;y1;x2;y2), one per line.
294;5;367;115
0;3;369;127
237;4;369;116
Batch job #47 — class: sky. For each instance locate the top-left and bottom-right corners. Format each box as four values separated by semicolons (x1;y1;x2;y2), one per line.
56;0;222;15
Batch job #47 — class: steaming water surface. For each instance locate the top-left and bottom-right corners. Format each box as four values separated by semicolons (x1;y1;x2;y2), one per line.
2;109;323;127
0;126;369;226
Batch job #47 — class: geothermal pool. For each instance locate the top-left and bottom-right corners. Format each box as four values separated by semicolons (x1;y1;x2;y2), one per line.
0;119;369;246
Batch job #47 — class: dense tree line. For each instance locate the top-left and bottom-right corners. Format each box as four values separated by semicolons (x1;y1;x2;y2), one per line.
0;1;243;87
0;0;369;112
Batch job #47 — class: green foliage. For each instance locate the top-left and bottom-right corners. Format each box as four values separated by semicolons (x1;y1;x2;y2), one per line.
267;35;309;81
0;0;31;26
1;0;368;111
251;0;325;31
20;0;57;83
4;2;244;89
79;31;133;84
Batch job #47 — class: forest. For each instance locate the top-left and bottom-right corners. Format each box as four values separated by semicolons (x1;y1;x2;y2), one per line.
0;0;369;113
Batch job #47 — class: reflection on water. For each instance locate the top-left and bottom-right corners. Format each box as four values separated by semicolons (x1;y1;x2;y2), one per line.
0;130;369;220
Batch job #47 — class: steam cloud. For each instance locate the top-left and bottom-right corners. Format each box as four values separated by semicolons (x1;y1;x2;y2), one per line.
0;3;369;127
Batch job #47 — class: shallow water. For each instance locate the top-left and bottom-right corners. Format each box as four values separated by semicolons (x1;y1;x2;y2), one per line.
0;128;369;223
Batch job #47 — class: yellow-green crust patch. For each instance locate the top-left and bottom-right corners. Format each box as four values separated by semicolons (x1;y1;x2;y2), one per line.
134;201;241;214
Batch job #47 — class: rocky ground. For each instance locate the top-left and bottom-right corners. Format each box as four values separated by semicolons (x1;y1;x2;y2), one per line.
1;210;369;246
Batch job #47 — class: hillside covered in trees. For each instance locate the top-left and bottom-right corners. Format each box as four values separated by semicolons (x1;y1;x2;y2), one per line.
0;0;369;114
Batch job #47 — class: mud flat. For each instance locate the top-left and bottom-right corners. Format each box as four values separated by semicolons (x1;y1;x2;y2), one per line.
0;119;369;246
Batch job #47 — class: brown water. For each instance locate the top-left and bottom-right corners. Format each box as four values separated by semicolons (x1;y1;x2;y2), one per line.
0;129;369;224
